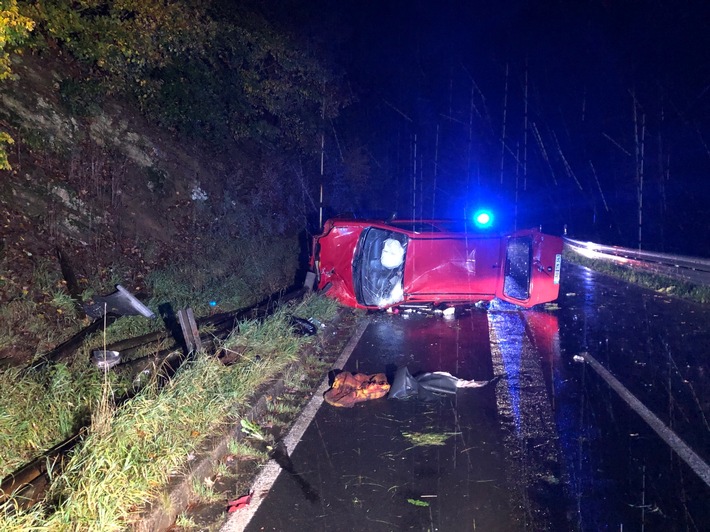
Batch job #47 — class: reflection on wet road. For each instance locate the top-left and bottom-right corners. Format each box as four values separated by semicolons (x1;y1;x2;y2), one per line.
240;262;710;531
556;264;710;531
488;306;567;530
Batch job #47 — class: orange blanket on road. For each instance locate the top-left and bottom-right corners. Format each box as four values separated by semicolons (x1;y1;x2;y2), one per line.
324;371;390;408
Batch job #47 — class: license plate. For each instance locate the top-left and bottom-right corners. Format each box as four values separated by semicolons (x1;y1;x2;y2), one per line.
553;254;562;284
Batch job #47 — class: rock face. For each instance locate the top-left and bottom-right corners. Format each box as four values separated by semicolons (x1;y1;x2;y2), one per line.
0;53;303;367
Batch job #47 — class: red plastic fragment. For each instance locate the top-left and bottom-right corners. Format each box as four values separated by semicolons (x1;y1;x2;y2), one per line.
226;493;252;513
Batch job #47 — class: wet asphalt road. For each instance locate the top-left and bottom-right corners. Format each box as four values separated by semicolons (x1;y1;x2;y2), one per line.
555;264;710;531
235;262;710;531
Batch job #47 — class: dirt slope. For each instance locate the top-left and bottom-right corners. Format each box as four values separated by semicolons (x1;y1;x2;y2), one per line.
0;52;292;366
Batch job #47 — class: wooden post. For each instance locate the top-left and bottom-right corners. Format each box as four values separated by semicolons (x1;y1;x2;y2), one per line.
177;308;201;354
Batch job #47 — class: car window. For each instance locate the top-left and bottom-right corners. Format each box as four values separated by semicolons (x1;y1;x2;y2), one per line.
503;236;532;300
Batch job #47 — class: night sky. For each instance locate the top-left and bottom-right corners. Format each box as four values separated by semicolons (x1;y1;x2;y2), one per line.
309;0;710;256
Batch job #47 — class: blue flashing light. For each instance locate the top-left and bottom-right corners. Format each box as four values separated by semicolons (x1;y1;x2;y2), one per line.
473;209;494;229
209;300;217;307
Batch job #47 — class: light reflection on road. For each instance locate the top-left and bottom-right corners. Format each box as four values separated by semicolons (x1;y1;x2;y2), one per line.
488;311;525;432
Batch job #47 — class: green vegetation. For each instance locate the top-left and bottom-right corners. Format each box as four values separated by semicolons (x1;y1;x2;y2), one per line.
174;513;199;530
563;248;710;304
407;498;430;507
402;431;456;448
227;439;268;462
190;476;222;504
0;256;87;356
0;0;34;168
0;364;108;475
0;293;340;530
13;0;346;151
148;236;298;316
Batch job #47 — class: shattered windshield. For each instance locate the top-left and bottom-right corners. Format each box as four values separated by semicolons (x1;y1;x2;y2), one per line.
353;227;408;307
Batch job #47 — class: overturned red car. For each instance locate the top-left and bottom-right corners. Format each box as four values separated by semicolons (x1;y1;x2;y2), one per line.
310;218;563;310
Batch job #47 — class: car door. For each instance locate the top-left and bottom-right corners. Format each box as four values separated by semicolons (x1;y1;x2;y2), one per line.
495;229;563;307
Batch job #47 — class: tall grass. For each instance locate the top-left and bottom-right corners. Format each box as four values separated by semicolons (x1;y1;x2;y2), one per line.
148;236;299;316
0;365;111;477
0;294;340;531
0;234;302;481
0;258;84;356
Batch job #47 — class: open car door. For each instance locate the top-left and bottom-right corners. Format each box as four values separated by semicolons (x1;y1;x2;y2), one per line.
495;229;563;308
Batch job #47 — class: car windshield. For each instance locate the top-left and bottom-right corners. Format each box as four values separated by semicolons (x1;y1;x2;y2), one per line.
353;227;408;307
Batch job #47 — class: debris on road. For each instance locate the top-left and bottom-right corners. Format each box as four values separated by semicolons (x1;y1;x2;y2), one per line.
323;366;500;405
389;366;500;400
402;431;455;447
407;498;430;507
323;371;390;407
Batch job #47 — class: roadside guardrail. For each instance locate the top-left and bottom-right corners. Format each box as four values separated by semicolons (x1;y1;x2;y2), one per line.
563;237;710;286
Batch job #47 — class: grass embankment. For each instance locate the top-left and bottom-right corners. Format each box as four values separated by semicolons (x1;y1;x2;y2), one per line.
0;237;298;478
563;247;710;304
0;293;340;531
0;236;299;363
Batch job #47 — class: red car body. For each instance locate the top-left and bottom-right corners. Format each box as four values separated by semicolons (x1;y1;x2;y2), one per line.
310;218;563;310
